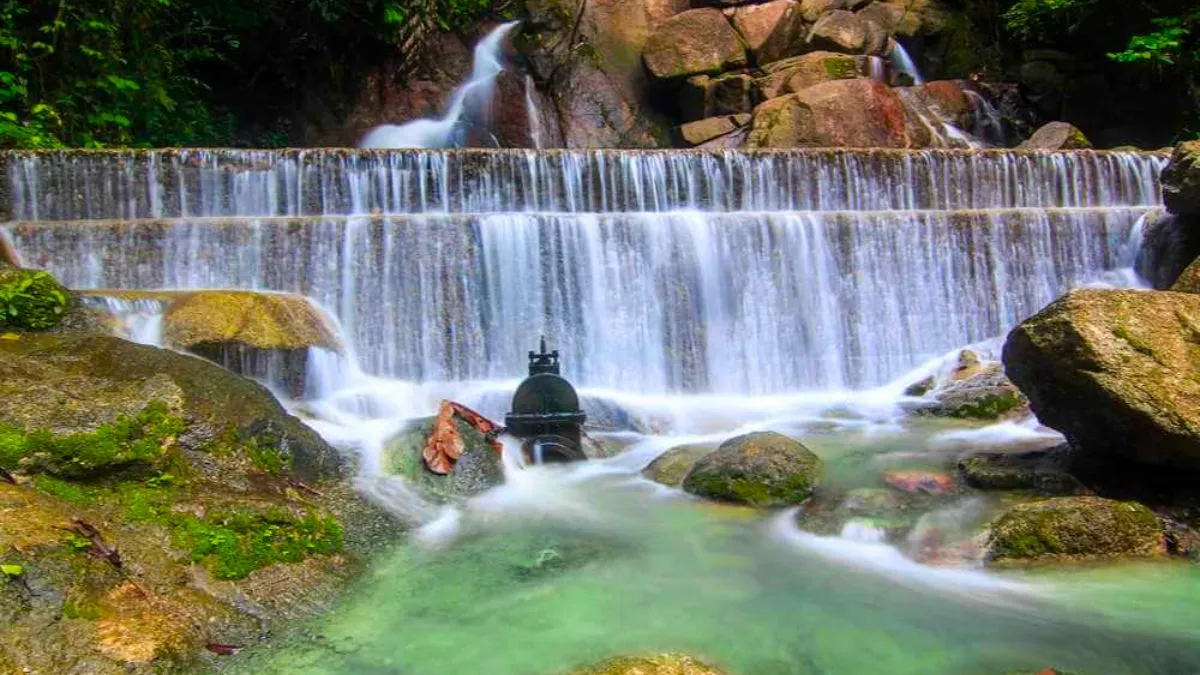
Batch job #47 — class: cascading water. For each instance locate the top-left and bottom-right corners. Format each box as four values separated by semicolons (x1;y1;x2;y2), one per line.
888;39;924;85
525;75;545;150
358;22;519;149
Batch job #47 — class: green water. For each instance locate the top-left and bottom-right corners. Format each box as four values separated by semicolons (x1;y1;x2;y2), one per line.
230;419;1200;675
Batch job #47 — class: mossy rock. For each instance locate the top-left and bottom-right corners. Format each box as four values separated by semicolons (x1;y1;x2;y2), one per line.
566;653;725;674
643;443;716;487
161;290;341;352
0;333;342;482
682;431;822;507
916;363;1028;420
957;449;1087;495
381;416;503;503
984;497;1166;565
0;267;71;331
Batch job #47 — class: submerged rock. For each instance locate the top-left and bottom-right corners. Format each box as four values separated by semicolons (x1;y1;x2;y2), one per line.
983;497;1165;564
957;447;1088;495
566;653;725;674
1003;289;1200;470
643;442;718;486
882;469;955;495
0;267;71;331
682;431;822;507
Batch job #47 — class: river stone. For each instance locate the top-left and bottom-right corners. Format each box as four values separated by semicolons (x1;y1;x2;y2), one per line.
567;653;725;674
1172;257;1200;293
729;0;806;65
682;431;822;506
0;332;342;481
1162;140;1200;215
957;447;1088;495
1134;212;1200;289
1017;121;1092;150
983;497;1166;564
643;443;717;486
918;362;1029;420
806;10;887;56
1003;289;1200;469
753;51;863;100
747;79;912;148
381;416;503;503
643;9;749;81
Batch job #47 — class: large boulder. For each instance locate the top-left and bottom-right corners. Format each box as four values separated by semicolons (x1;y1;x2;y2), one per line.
566;653;725;675
805;10;887;56
747;78;916;148
0;267;71;331
1003;289;1200;469
983;497;1166;564
856;0;950;38
1161;140;1200;215
800;0;845;22
752;51;864;100
729;0;806;65
1134;212;1200;290
643;9;749;81
1017;121;1092;150
1173;257;1200;293
681;431;822;506
681;73;755;120
643;443;717;486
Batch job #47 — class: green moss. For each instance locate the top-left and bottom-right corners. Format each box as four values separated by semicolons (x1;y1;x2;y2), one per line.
172;507;343;580
948;391;1025;419
987;497;1164;563
246;438;289;474
0;267;71;330
62;595;103;620
0;401;186;478
31;475;97;504
822;57;859;80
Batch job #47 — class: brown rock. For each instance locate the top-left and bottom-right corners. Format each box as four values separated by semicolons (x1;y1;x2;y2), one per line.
747;78;914;148
1018;121;1092;150
753;51;864;100
1172;258;1200;293
800;0;845;22
806;10;887;55
674;114;751;146
898;80;974;130
1003;289;1200;469
856;0;950;38
643;9;749;81
729;0;806;64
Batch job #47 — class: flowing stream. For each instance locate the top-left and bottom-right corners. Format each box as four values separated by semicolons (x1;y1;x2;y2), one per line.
4;147;1197;674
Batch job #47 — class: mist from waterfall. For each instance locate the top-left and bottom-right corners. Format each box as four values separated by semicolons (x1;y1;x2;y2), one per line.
358;22;519;149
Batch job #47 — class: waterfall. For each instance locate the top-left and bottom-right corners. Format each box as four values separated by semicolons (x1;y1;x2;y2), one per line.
525;75;544;150
889;40;924;85
358;22;519;149
2;148;1165;394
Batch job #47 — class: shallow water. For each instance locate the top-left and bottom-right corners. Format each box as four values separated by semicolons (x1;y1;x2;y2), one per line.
229;416;1200;675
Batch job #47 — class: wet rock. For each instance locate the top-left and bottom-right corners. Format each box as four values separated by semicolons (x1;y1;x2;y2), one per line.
674;114;751;146
1133;212;1200;290
1161;140;1200;215
806;10;887;55
643;443;718;486
898;80;975;131
729;0;806;65
1003;289;1200;470
682;431;822;507
566;653;725;674
381;413;503;503
957;447;1088;495
747;79;913;148
643;9;749;81
902;375;935;397
1172;257;1200;293
983;497;1166;564
1018;122;1092;150
0;267;70;331
753;51;864;100
917;355;1028;421
800;0;844;22
882;469;954;495
581;396;656;434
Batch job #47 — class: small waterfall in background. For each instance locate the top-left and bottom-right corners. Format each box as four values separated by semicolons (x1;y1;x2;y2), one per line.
524;75;544;150
889;40;924;85
358;22;519;149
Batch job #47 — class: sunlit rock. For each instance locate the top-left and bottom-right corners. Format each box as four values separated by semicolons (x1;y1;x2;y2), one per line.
805;10;887;56
643;442;718;486
1018;121;1092;150
983;497;1166;565
1172;257;1200;293
752;51;865;100
728;0;807;65
682;431;822;506
643;9;749;81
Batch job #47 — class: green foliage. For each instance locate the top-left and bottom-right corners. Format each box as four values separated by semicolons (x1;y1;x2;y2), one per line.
246;439;289;474
0;563;23;578
1001;0;1099;42
173;507;343;580
32;475;96;504
0;401;186;478
1109;10;1200;66
0;0;497;148
0;268;70;330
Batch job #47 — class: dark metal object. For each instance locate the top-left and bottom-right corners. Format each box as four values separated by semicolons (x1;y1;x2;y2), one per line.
504;337;587;463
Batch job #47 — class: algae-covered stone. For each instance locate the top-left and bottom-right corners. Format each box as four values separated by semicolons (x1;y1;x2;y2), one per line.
381;416;503;503
0;267;71;331
957;448;1087;495
643;443;717;487
643;9;748;81
682;431;822;507
920;363;1028;420
1002;289;1200;469
0;333;342;481
983;497;1165;564
566;653;725;674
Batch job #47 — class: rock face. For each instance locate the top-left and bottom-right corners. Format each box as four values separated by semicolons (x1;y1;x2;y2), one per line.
1134;213;1200;290
1017;121;1092;150
1003;289;1200;469
643;9;749;81
643;443;717;486
1161;140;1200;215
0;267;71;331
984;497;1165;564
682;431;822;506
567;653;725;675
806;10;887;55
729;0;806;65
752;51;864;100
747;78;911;148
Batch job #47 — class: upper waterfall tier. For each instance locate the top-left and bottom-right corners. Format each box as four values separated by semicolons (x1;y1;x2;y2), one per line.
4;148;1165;221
